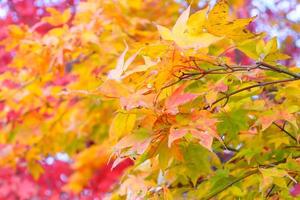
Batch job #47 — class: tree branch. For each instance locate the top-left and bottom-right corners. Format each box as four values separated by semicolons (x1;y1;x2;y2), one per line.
204;78;300;109
258;62;300;79
265;184;276;198
204;155;300;200
204;170;258;200
273;122;298;142
157;60;300;111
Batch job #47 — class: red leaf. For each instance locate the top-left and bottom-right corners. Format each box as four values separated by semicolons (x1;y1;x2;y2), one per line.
168;127;188;147
17;179;37;199
2;79;20;89
190;129;213;151
165;84;198;114
46;74;78;87
6;109;22;123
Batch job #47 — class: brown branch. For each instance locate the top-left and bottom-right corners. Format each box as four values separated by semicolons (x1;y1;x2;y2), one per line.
204;78;300;109
266;184;276;198
258;62;300;79
260;155;300;167
220;137;239;152
204;170;258;200
184;58;299;79
266;173;298;198
273;122;298;142
284;146;300;149
156;61;300;111
177;65;260;83
204;155;300;200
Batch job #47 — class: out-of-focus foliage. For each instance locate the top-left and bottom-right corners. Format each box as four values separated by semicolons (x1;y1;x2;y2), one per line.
0;0;300;199
0;155;132;199
233;0;300;67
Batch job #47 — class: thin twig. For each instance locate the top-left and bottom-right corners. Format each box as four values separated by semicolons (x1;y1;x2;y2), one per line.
273;122;297;142
220;137;239;152
266;174;298;198
204;155;300;200
265;184;275;198
204;170;258;200
204;78;300;109
258;62;300;79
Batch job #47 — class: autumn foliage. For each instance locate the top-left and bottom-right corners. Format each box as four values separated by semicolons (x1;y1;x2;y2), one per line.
1;0;300;199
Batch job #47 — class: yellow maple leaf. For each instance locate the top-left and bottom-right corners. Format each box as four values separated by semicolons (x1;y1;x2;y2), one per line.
239;37;290;63
157;6;221;49
205;0;257;41
261;37;291;63
107;43;142;81
43;8;71;26
109;112;136;141
2;25;26;50
187;7;208;35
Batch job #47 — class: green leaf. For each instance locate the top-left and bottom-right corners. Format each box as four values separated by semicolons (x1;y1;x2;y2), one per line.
158;138;171;170
264;52;291;63
237;39;260;60
265;37;278;53
181;143;212;185
217;108;249;140
260;168;287;178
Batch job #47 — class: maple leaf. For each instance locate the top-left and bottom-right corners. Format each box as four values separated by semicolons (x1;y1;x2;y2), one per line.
168;127;188;147
114;128;151;155
120;88;155;110
168;126;215;151
157;6;221;49
205;80;228;106
2;79;20;89
42;8;71;26
121;56;159;79
193;110;222;141
255;109;298;131
98;79;129;98
109;112;136;140
164;84;198;114
205;0;257;41
257;37;291;63
190;129;214;151
107;43;141;81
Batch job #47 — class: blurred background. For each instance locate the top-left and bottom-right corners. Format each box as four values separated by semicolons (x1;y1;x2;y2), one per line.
0;0;299;199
